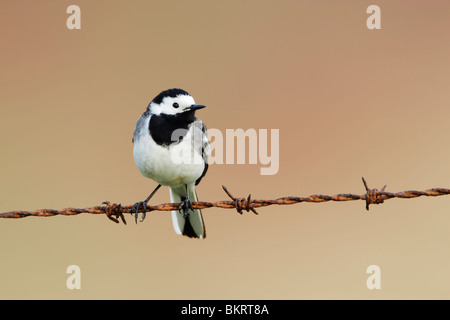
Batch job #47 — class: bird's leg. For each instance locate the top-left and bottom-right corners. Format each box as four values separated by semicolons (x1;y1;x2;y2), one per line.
178;184;194;218
132;184;162;223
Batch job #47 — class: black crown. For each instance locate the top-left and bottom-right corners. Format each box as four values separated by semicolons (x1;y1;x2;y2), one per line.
152;88;190;105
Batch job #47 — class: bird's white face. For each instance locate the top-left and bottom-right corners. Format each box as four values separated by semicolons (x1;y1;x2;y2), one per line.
149;94;197;116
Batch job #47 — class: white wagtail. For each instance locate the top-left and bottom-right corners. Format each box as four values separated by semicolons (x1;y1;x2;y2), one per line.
132;88;209;239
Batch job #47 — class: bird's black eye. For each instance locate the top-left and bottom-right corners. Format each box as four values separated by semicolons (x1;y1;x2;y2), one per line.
172;102;179;108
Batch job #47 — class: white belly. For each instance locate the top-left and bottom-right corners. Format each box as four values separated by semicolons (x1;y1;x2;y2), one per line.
133;129;205;188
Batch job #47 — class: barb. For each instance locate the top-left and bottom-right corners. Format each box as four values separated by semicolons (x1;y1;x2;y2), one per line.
0;177;448;224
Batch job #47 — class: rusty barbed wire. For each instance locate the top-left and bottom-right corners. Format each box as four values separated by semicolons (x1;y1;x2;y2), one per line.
0;177;448;225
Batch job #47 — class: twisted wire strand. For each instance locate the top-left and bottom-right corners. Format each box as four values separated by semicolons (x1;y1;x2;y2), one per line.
0;177;448;224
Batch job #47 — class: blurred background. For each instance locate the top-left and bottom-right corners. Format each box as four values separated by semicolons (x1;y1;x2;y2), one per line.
0;0;449;299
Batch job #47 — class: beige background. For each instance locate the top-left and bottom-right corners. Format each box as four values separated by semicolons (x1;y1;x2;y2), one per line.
0;1;449;299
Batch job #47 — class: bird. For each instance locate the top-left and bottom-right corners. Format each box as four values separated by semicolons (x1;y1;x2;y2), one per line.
132;88;209;239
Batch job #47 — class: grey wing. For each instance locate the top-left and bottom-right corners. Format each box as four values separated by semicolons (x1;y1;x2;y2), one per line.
195;120;210;186
132;111;150;144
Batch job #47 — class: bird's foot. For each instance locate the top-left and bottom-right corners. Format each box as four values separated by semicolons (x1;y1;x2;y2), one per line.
131;185;161;223
178;198;194;218
131;201;147;223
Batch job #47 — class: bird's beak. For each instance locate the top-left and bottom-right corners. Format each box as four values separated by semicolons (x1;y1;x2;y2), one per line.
187;104;206;111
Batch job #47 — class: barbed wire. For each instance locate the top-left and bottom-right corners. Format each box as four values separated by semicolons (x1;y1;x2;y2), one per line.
0;177;448;225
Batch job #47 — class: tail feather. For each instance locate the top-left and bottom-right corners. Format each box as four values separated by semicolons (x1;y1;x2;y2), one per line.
170;185;206;239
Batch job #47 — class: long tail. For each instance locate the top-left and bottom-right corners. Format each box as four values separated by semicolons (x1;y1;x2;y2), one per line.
169;184;206;239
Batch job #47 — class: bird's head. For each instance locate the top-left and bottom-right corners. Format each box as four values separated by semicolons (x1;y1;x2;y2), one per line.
148;88;205;117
